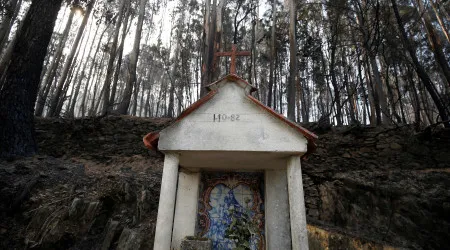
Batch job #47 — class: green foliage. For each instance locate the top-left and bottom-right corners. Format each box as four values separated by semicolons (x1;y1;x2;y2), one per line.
224;202;259;250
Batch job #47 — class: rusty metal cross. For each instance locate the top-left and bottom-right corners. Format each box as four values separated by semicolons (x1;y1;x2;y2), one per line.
214;44;251;75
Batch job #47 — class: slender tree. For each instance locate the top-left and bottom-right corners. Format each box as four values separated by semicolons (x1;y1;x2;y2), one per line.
48;0;95;117
287;0;297;121
391;0;449;127
101;0;127;115
117;0;146;114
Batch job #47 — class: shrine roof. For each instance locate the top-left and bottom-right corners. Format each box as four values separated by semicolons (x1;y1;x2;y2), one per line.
143;74;318;158
206;74;258;93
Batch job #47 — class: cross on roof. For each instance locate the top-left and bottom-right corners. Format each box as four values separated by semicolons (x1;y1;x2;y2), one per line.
214;44;251;75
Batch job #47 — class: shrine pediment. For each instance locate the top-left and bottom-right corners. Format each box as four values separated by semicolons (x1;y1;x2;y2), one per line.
144;74;317;155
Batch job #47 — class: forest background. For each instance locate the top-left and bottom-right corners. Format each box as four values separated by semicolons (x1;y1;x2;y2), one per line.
0;0;449;157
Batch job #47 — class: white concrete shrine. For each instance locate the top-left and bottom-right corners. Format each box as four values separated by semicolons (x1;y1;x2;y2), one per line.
144;74;317;250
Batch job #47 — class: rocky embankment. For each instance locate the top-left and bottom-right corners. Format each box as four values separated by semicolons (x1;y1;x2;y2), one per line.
303;125;450;249
0;116;449;249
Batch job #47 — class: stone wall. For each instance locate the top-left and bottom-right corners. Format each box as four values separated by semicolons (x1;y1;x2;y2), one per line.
302;125;450;249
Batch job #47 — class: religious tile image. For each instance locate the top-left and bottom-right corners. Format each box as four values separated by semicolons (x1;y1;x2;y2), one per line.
197;172;265;250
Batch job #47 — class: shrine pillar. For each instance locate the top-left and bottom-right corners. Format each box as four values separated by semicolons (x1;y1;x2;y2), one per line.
171;169;201;248
265;169;292;249
287;155;309;250
153;153;179;250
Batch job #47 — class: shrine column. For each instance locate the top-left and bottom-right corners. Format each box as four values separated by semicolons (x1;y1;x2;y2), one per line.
153;153;179;250
171;169;201;249
287;155;309;250
265;169;292;249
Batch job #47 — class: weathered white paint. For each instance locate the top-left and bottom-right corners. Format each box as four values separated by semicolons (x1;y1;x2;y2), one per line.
265;169;292;249
158;81;308;153
153;153;179;250
171;170;201;249
287;156;309;250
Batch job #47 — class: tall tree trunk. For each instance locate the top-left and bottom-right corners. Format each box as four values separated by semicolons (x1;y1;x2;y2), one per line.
287;0;297;121
0;0;63;157
109;3;131;107
80;26;108;117
383;62;401;123
200;0;215;96
368;55;389;124
393;63;407;123
213;0;224;80
0;5;28;79
343;51;356;124
68;21;100;117
329;38;342;126
139;82;145;117
363;58;377;125
101;0;126;115
48;1;94;117
35;8;75;116
117;0;146;114
56;58;78;115
415;0;450;87
391;0;449;127
430;0;449;43
0;0;21;51
267;0;276;108
82;52;104;117
131;77;141;116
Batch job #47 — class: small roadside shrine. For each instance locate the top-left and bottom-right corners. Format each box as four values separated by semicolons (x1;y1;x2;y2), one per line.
143;45;317;250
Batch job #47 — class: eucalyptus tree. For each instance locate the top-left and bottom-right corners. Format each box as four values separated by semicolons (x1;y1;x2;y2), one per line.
287;0;297;121
117;0;147;114
414;0;450;87
48;0;95;117
391;0;449;127
101;0;127;115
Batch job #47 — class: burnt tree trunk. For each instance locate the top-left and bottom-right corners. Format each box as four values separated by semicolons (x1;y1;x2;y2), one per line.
35;8;75;116
0;0;63;157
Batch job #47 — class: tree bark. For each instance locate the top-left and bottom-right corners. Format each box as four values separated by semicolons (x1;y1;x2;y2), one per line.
117;0;146;114
131;76;141;116
200;0;214;97
0;0;63;157
267;0;276;108
287;0;297;121
35;8;75;116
